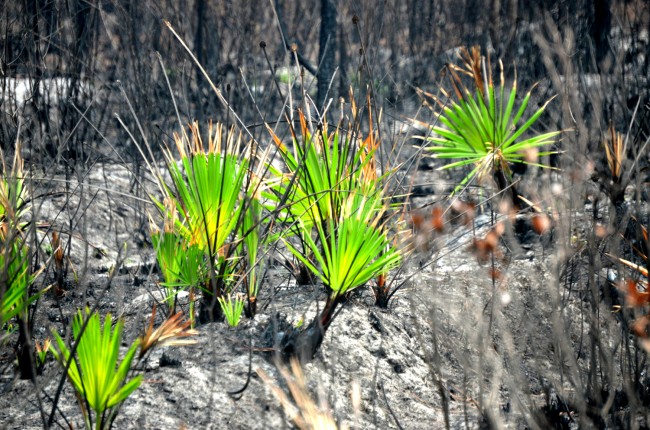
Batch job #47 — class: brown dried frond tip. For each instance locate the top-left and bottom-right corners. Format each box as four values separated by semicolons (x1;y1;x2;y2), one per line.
531;213;551;235
621;279;650;308
431;205;445;233
139;305;198;359
604;124;625;181
258;359;340;430
460;46;485;97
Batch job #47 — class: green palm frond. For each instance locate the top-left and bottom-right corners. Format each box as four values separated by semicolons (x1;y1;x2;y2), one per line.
0;239;34;328
286;190;400;299
50;309;142;429
265;110;383;240
0;143;41;336
164;122;249;258
218;295;245;327
421;46;561;193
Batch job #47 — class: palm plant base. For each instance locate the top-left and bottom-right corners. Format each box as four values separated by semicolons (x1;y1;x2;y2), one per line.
198;289;225;324
244;298;257;319
373;288;391;309
493;168;530;213
279;319;326;363
295;263;316;286
278;296;341;363
17;318;34;380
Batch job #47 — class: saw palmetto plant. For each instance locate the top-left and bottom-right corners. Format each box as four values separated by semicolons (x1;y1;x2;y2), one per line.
152;122;268;323
0;236;35;366
265;106;404;359
0;238;31;330
420;46;561;208
0;143;30;230
50;309;143;430
217;294;246;327
51;307;196;430
0;144;31;333
265;109;386;283
598;124;638;226
0;142;44;379
165;122;248;260
283;189;401;360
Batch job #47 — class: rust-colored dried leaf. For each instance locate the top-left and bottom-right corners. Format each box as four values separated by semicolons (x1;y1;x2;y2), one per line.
139;305;198;359
410;212;426;232
531;214;551;235
632;315;650;338
431;205;445;233
622;279;650;308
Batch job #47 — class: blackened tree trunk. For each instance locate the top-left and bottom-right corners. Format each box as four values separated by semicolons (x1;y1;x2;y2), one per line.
17;318;35;380
194;0;207;122
591;0;612;72
338;16;349;100
519;0;610;75
317;0;337;111
195;0;206;79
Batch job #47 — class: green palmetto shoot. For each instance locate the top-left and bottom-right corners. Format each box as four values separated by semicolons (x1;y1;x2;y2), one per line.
0;144;31;332
288;190;400;302
35;338;50;367
155;122;255;323
0;238;33;336
50;309;142;430
217;294;246;327
0;237;32;313
0;143;29;227
241;190;263;316
284;190;401;359
150;200;206;316
266;108;403;359
421;46;561;206
265;110;383;284
0;142;45;379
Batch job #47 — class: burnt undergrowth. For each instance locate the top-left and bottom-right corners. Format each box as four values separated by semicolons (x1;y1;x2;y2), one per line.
0;1;649;429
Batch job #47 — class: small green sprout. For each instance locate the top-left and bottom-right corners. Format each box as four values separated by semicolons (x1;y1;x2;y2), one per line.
35;338;50;366
218;295;246;327
50;308;142;430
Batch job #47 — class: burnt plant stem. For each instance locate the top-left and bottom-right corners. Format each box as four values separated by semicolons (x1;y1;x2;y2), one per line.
373;274;390;308
198;277;225;324
245;295;257;319
16;317;35;380
282;295;342;362
493;167;526;212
